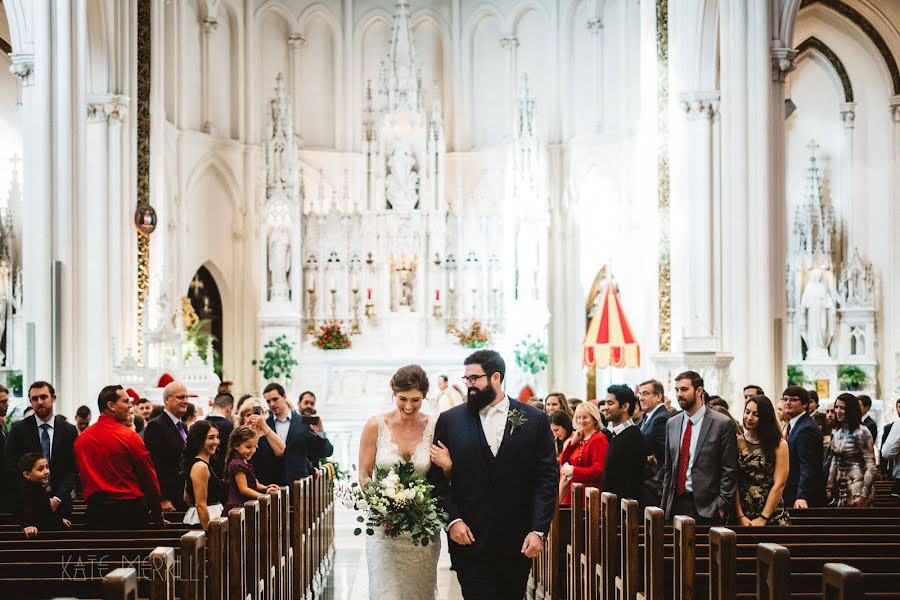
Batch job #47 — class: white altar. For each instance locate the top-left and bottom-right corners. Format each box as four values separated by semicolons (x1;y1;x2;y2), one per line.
255;1;551;439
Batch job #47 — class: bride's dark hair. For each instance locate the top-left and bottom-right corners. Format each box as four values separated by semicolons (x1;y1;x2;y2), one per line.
390;364;430;396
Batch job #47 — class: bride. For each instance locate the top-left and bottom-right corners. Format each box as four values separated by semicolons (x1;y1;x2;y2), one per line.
357;364;452;599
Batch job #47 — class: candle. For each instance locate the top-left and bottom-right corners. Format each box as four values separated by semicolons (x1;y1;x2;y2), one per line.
367;288;372;300
435;289;440;301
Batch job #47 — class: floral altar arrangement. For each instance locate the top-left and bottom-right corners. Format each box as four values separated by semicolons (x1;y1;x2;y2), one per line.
453;320;491;349
337;462;447;547
314;320;352;350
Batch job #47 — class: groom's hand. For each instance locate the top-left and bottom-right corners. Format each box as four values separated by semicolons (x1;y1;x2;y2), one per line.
449;521;475;545
521;532;544;559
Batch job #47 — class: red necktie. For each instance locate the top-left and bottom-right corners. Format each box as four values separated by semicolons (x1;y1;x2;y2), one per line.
784;424;791;441
675;418;693;496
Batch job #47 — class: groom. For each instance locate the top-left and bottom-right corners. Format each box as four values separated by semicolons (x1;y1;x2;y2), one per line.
429;350;558;599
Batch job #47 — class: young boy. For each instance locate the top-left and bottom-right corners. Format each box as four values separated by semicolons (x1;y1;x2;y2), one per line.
18;452;72;538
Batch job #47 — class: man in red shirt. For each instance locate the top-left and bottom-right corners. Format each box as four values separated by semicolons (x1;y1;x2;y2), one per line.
74;385;165;529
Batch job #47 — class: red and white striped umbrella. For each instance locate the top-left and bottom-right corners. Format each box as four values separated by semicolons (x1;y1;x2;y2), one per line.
582;281;640;369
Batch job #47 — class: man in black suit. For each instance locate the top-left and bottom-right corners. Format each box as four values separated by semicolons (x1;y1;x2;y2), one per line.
429;350;558;600
253;383;333;487
602;385;649;505
143;380;190;510
0;385;8;511
637;379;670;469
205;392;235;478
781;386;826;508
4;381;78;518
858;395;878;443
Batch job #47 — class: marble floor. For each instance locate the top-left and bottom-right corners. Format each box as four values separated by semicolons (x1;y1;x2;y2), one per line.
321;504;464;600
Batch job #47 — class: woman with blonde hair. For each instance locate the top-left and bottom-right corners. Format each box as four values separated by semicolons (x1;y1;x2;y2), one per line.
236;397;286;458
558;402;608;505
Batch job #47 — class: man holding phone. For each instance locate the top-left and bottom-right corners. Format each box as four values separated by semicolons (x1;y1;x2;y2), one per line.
252;384;334;487
298;391;332;473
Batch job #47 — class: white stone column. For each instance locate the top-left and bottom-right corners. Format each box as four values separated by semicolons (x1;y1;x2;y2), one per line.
587;16;604;131
500;35;518;136
840;102;856;244
201;16;219;135
288;34;306;148
678;91;720;350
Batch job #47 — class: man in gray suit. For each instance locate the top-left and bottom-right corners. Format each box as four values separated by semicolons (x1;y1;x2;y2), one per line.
661;371;737;523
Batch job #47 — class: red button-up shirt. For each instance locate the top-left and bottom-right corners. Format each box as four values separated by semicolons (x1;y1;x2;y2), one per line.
74;414;163;504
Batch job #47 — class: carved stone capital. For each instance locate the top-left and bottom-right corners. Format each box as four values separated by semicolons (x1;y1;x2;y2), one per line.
499;36;519;50
679;91;720;121
890;96;900;123
586;18;603;34
288;35;307;50
771;45;798;83
840;102;856;129
9;53;35;86
202;17;219;34
86;94;130;123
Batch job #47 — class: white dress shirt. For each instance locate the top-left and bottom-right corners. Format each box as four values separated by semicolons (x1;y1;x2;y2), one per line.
36;415;54;460
679;404;706;493
480;396;509;456
787;412;804;438
882;418;900;461
274;411;292;442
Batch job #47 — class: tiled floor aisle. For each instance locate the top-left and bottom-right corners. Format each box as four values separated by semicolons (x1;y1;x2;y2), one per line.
321;504;464;600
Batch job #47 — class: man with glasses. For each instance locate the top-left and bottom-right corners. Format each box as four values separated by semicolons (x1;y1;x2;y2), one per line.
429;350;558;600
781;386;826;508
144;380;191;511
637;379;670;470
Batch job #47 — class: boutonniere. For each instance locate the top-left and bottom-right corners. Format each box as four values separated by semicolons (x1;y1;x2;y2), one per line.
508;408;528;435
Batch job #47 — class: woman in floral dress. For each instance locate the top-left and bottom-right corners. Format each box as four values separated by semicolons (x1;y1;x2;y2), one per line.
734;395;790;526
825;393;876;507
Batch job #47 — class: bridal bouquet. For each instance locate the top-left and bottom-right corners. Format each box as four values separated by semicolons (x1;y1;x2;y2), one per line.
337;462;447;546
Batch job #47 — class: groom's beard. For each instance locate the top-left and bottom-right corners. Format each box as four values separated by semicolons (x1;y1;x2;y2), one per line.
467;383;496;411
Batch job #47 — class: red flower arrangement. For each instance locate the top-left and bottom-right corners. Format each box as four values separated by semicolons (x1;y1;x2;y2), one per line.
453;321;491;349
315;320;352;350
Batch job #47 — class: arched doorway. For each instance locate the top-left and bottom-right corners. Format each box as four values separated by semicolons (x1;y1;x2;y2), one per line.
186;265;223;377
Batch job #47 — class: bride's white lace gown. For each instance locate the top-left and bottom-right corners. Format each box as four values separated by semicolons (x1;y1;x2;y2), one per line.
366;414;441;599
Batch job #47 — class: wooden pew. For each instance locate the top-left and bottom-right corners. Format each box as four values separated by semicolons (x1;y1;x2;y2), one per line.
636;507;664;600
822;563;863;600
615;499;639;600
181;530;207;600
582;488;601;600
149;546;176;600
672;515;694;600
257;493;276;600
228;507;249;600
244;500;264;600
756;543;789;600
566;483;585;600
708;527;735;600
102;567;137;600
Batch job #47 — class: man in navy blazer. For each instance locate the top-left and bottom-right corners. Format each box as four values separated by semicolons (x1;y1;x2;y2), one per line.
781;386;826;508
4;381;78;518
429;350;558;600
637;379;670;468
253;383;333;486
143;380;190;510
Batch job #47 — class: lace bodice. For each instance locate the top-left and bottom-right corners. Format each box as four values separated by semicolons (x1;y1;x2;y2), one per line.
374;414;436;476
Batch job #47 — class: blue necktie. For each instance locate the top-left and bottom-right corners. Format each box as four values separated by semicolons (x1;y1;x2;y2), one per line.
40;423;51;459
177;421;187;443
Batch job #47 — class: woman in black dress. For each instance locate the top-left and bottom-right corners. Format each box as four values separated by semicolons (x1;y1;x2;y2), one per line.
182;420;223;529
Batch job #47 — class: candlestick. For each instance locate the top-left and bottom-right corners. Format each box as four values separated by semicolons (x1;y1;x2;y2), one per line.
367;288;372;300
435;289;440;301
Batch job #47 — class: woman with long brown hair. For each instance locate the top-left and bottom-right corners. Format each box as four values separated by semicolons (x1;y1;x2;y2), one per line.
734;396;789;526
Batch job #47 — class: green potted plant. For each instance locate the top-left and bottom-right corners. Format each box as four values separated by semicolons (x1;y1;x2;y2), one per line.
786;365;806;387
514;337;549;376
837;364;867;391
252;335;299;381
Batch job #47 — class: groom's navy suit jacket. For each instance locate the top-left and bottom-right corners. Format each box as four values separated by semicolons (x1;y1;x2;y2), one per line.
429;400;558;560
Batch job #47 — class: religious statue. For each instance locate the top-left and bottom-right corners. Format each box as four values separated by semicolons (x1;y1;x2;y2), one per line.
385;146;419;211
268;226;292;301
800;264;838;359
390;254;417;311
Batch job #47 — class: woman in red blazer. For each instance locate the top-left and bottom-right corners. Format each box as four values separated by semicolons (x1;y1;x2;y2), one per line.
559;402;609;505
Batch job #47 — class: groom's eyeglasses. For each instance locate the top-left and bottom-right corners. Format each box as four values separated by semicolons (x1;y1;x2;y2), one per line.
461;374;489;385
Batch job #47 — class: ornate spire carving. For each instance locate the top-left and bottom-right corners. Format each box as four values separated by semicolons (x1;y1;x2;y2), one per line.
264;73;298;199
381;0;420;115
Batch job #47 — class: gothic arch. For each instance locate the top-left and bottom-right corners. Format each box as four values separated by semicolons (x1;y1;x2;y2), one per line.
253;0;297;24
185;153;242;216
298;3;341;37
509;2;550;33
796;36;854;102
0;0;29;53
799;0;900;94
